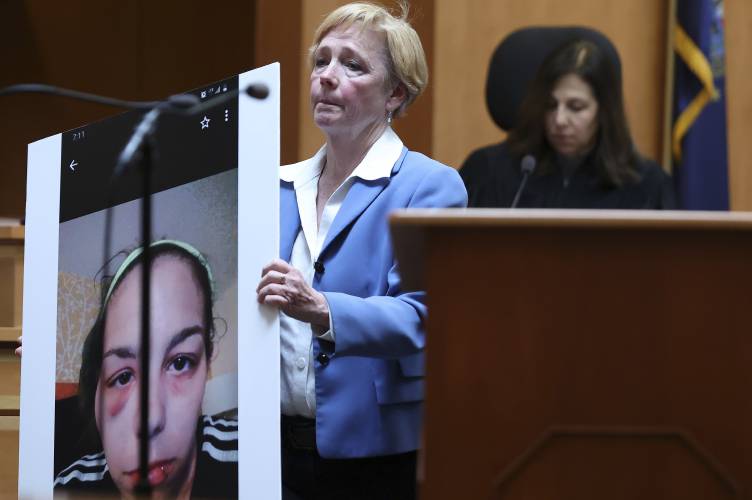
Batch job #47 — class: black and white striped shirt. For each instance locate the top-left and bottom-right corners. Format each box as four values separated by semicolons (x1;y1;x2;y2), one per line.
54;415;238;497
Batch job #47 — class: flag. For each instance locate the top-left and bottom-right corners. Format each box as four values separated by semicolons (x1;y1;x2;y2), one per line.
672;0;729;210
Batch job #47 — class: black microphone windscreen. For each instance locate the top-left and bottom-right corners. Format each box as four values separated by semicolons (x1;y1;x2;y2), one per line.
245;84;270;100
167;93;201;109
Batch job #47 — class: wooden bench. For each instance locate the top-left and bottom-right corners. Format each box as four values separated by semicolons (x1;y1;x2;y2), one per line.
0;226;23;336
0;416;19;498
0;357;19;496
0;225;22;497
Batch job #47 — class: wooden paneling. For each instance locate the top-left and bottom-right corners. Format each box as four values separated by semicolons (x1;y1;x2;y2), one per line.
393;0;435;156
1;0;257;219
0;228;24;330
138;2;255;97
725;0;752;210
0;227;21;494
0;1;139;218
4;2;752;213
298;0;435;160
255;0;303;165
0;354;20;405
0;417;19;498
433;0;668;170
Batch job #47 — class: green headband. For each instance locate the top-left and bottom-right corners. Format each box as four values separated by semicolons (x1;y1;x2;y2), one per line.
103;239;215;307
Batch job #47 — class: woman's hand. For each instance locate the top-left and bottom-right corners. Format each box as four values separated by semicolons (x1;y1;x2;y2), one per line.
15;336;21;357
257;259;330;327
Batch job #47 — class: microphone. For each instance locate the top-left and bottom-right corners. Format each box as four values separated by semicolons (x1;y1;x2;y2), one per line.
165;92;200;109
245;83;270;100
510;154;536;208
114;106;163;177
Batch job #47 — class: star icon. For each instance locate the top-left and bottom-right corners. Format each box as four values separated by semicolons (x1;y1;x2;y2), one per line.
200;116;210;129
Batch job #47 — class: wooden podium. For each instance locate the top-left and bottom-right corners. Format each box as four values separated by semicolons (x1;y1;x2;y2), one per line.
391;209;752;500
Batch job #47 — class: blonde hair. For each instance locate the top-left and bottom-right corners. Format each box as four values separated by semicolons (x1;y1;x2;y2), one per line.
309;1;428;117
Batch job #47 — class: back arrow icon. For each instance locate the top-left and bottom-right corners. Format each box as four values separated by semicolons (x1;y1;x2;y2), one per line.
69;160;78;171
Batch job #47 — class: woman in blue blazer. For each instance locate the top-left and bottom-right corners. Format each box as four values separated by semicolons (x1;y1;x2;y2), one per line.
255;2;467;499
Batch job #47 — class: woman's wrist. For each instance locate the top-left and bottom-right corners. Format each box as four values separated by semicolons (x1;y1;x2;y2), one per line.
312;291;331;328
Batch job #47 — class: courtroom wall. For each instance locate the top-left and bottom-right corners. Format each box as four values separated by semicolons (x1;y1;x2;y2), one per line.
432;0;668;169
3;1;752;214
725;0;752;210
0;0;300;218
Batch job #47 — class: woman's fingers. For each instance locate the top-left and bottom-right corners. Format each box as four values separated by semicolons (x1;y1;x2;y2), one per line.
257;283;290;303
257;259;293;294
260;258;291;277
261;293;290;309
256;269;288;293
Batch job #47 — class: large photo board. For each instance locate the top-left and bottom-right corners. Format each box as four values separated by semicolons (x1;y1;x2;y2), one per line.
19;63;280;499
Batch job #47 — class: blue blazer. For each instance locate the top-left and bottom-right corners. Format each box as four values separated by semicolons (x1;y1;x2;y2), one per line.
280;147;467;458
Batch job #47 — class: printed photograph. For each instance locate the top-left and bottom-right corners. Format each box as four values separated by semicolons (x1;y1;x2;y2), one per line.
52;170;239;498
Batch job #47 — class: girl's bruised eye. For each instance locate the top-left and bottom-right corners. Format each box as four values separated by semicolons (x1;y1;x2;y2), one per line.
106;369;134;389
167;355;197;374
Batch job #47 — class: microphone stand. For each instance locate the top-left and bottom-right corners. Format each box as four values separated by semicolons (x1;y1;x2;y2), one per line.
138;135;153;495
511;155;537;208
510;170;532;208
114;105;164;496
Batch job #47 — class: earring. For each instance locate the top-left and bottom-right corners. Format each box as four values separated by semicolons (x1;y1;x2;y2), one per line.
387;110;393;125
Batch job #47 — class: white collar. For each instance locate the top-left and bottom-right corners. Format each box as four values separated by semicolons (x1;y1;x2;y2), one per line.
279;127;403;187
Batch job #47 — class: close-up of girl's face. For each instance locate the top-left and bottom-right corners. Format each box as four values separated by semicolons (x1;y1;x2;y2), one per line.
94;255;209;498
544;72;600;158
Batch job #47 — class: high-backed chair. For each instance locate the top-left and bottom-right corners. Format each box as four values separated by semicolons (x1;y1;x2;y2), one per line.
485;26;621;133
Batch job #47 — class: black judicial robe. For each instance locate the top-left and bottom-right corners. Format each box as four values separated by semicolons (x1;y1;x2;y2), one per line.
460;142;675;209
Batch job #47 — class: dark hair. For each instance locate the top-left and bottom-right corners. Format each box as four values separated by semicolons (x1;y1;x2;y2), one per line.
507;39;640;187
78;242;215;424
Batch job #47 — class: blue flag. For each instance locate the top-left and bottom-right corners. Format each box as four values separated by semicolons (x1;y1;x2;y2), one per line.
672;0;729;210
